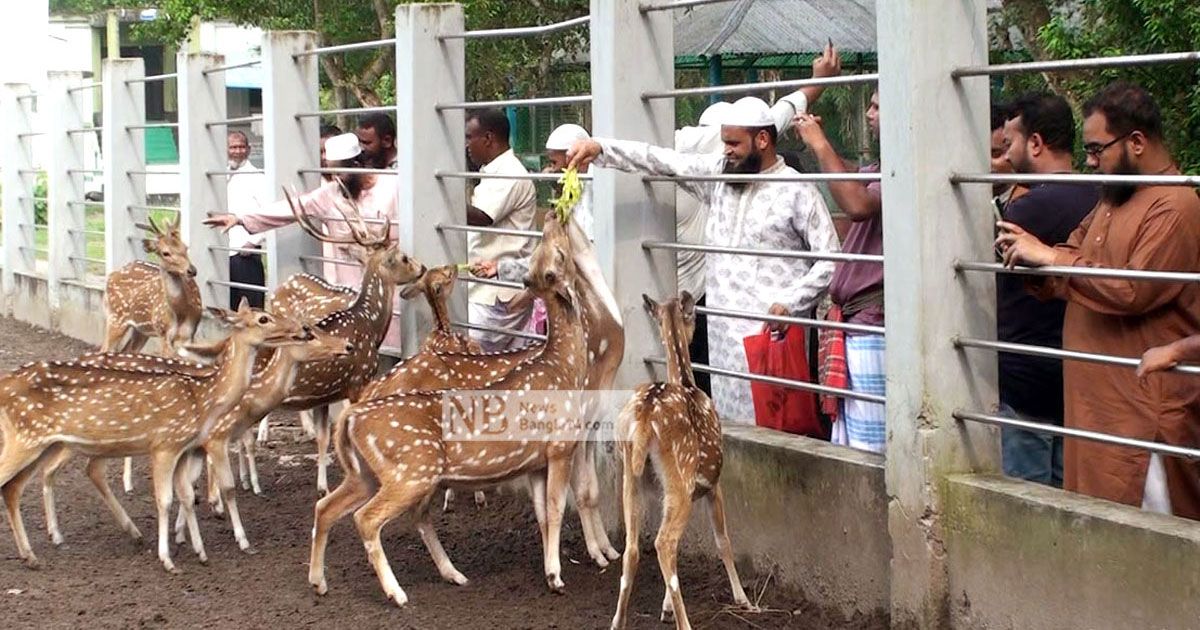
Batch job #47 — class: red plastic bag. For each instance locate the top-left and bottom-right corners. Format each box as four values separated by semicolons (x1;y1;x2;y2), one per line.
743;326;823;438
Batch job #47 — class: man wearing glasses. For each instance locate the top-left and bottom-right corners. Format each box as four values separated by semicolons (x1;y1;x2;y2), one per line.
996;81;1200;521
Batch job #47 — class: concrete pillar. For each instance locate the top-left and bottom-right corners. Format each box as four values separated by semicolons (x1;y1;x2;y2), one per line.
102;58;146;274
394;3;467;357
259;31;321;292
45;71;89;307
1;83;36;301
876;2;999;627
177;52;229;308
589;0;677;389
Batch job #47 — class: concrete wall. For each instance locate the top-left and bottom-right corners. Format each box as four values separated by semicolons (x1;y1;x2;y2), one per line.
595;424;892;622
56;282;106;346
945;474;1200;630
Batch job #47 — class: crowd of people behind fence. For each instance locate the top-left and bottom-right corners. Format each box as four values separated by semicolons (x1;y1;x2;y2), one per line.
207;45;1200;522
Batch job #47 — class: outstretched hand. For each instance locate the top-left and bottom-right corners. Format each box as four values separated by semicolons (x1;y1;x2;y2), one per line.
566;139;602;171
203;214;241;233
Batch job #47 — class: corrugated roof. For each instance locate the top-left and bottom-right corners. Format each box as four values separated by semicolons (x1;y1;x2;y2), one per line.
674;0;877;56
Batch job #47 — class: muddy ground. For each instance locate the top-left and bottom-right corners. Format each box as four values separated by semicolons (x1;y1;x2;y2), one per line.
0;317;887;629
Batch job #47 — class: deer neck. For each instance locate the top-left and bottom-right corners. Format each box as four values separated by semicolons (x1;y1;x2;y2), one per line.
247;348;305;415
539;288;587;377
662;319;694;388
159;267;198;326
350;266;396;343
566;222;624;391
428;291;452;335
206;334;261;419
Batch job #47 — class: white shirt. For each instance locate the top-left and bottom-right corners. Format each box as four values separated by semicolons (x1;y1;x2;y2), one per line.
468;148;537;304
225;161;269;254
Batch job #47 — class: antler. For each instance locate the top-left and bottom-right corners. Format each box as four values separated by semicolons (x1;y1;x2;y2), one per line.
333;179;391;247
134;215;163;236
283;187;361;245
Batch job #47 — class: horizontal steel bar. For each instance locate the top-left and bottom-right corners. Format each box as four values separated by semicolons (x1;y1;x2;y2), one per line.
67;82;103;93
66;127;102;134
645;357;885;404
458;274;524;290
437;223;542;239
67;228;105;236
17;223;49;230
295;105;396;118
953;51;1200;78
437;94;592;111
208;279;269;293
127;170;181;176
953;336;1200;375
298;167;398;176
643;240;884;264
696;305;886;335
126;73;177;84
69;255;106;265
17;169;46;175
954;410;1200;461
956;260;1200;284
16;94;38;101
295;38;395;57
442;15;591;40
67;169;104;175
18;196;49;202
17;132;45;138
436;170;592;182
126;122;179;130
206;115;262;128
19;246;49;253
451;320;546;342
299;254;364;268
644;172;881;184
59;278;105;291
128;204;181;213
209;245;266;255
952;172;1199;187
641;0;734;11
644;73;879;100
203;59;261;75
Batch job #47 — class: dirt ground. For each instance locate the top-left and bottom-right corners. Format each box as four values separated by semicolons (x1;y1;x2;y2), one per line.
0;317;887;629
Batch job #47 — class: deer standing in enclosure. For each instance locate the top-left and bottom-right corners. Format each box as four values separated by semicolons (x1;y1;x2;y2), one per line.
0;301;313;573
610;293;753;630
308;217;594;606
101;216;203;494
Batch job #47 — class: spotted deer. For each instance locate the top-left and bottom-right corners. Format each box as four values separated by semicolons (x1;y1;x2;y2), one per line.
609;293;752;630
257;191;426;495
0;301;313;573
102;216;203;494
308;217;592;606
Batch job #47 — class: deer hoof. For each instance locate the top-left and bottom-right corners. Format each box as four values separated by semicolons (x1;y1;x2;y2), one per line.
50;533;64;547
603;547;622;562
660;608;675;623
311;579;328;596
388;589;408;608
590;552;610;568
128;527;144;543
546;574;565;594
21;555;41;570
163;561;181;575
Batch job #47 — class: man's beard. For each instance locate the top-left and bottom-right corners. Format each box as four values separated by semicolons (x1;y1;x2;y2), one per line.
228;158;246;170
722;148;763;190
339;173;365;199
1100;150;1137;206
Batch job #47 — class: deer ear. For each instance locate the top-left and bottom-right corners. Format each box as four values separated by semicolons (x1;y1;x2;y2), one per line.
642;293;658;315
236;296;252;314
207;306;235;323
680;290;696;317
399;282;423;300
142;239;158;254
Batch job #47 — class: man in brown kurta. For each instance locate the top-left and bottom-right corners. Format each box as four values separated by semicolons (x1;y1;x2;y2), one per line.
996;81;1200;520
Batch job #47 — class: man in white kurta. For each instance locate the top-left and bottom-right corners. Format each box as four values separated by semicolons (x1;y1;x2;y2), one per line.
570;98;840;423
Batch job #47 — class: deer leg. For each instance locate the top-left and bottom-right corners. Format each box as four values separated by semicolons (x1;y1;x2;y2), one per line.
149;450;181;574
656;477;695;629
313;406;331;495
543;456;571;593
241;430;262;496
101;321;130;352
473;490;486;507
208;442;251;552
255;417;270;444
174;454;202;544
0;445;54;569
571;443;618;567
416;506;468;585
527;474;549;549
298;409;316;439
173;452;207;564
610;444;643;630
122;457;135;494
84;458;142;542
309;472;372;595
126;329;150;354
441;488;456;513
40;447;73;545
352;481;433;607
708;486;752;609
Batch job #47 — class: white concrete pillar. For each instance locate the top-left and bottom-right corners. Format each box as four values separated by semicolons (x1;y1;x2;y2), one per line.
589;0;677;388
45;72;91;309
260;31;321;292
395;3;468;357
177;51;229;308
1;83;36;303
102;58;146;274
877;1;1000;626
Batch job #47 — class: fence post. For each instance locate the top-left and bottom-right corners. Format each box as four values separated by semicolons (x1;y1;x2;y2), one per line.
395;3;467;357
103;58;146;275
589;0;678;389
260;31;321;292
0;83;36;309
45;71;87;309
877;1;999;626
177;51;229;309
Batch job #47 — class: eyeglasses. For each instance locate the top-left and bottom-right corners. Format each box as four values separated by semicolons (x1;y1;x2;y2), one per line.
1083;132;1131;157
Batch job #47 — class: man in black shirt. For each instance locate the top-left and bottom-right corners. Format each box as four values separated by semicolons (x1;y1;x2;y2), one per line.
997;92;1099;486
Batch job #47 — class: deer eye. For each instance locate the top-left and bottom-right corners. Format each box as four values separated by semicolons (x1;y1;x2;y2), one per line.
162;252;172;258
258;315;270;325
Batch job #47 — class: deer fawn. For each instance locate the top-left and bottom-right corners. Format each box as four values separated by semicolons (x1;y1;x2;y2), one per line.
0;300;313;573
102;216;203;494
308;217;591;606
610;292;752;630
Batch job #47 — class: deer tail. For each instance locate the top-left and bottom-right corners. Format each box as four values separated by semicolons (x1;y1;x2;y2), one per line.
332;405;363;480
620;401;653;479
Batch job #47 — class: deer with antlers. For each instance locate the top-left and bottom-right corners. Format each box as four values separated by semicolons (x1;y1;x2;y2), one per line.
308;216;596;606
0;300;314;573
609;292;753;630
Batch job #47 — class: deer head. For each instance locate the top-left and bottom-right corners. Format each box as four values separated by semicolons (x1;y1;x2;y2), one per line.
137;215;197;278
285;324;356;361
398;264;457;302
524;217;577;307
642;291;697;387
206;298;316;349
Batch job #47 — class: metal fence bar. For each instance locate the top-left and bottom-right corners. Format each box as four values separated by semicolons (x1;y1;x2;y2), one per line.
66;228;105;236
19;246;50;254
645;356;886;403
954;410;1200;461
206;115;263;128
645;172;882;184
299;254;365;268
126;122;179;130
952;172;1200;187
67;82;102;93
451;319;546;342
442;15;591;40
18;196;49;203
459;274;524;290
208;279;269;293
16;132;46;138
953;336;1200;375
203;59;262;75
643;240;884;264
436;94;592;111
956;260;1200;284
952;51;1200;78
65;127;103;134
128;204;181;213
209;245;267;255
126;73;178;84
643;73;879;100
640;0;736;11
66;169;103;175
437;223;543;239
16;169;45;175
298;167;399;176
436;170;591;182
60;278;105;291
296;105;397;118
68;255;106;265
294;38;396;57
697;305;887;335
127;170;181;176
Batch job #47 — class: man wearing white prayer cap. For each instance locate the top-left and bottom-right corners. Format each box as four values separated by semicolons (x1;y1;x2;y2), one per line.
567;89;841;426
